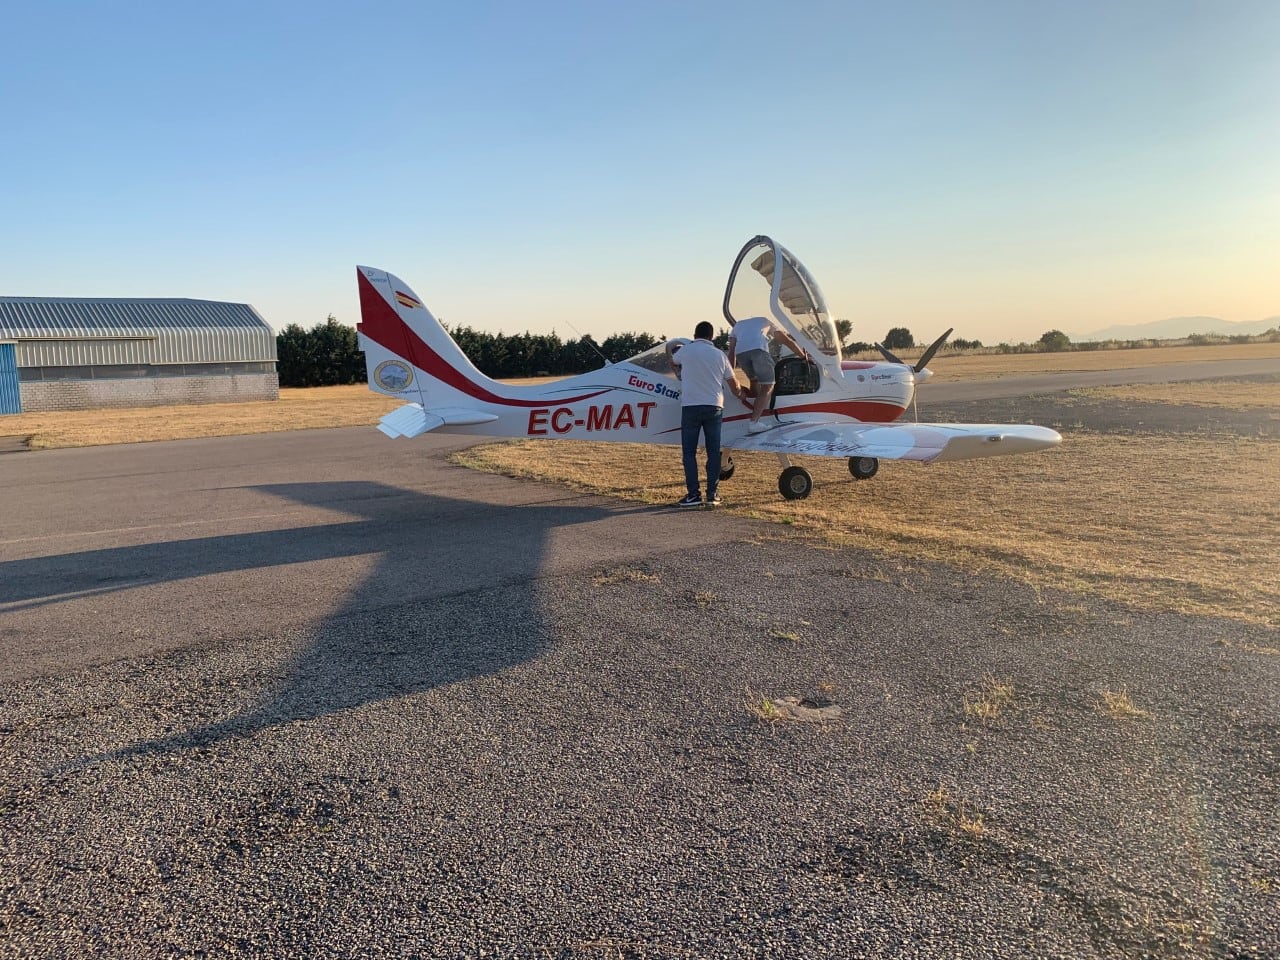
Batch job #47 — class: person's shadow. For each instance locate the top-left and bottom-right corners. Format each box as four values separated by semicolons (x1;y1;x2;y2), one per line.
0;481;632;765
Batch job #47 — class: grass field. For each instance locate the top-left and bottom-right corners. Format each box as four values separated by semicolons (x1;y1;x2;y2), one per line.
455;423;1280;628
3;341;1278;450
3;386;403;450
1077;380;1280;409
855;340;1280;379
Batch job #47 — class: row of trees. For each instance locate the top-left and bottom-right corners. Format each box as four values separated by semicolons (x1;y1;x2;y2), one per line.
278;318;1086;387
871;328;1079;353
446;325;662;378
280;315;1280;387
276;317;365;387
274;316;670;386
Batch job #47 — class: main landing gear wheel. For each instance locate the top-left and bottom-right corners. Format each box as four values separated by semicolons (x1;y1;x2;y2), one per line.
778;466;813;500
719;455;735;481
848;456;879;480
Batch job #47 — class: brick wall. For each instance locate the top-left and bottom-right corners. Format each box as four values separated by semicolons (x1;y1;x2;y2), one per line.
18;373;280;412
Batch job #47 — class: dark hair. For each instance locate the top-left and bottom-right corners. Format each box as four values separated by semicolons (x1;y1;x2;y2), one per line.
694;321;715;340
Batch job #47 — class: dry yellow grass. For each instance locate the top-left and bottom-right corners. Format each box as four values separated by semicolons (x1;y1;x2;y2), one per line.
3;342;1275;449
1075;381;1280;410
1096;687;1153;720
454;421;1280;627
867;341;1280;380
591;567;660;586
963;677;1017;723
4;386;402;449
925;785;989;839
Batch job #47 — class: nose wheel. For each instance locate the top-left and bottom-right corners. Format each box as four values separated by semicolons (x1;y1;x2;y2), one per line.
778;466;813;500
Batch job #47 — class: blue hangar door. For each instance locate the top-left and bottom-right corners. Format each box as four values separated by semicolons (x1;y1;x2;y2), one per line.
0;343;20;414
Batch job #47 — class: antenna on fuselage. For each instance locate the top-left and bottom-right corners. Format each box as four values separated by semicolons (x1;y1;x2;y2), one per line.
560;318;613;368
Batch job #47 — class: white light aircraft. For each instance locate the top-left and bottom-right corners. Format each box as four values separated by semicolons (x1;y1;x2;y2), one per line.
357;235;1061;500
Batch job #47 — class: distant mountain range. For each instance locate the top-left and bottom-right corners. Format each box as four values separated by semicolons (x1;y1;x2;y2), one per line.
1070;316;1280;342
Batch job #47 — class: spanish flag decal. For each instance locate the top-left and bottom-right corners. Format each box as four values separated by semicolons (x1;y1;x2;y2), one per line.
395;291;422;309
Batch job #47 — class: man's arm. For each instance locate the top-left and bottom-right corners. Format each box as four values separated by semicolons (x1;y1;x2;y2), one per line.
772;326;809;360
665;340;683;373
723;361;745;403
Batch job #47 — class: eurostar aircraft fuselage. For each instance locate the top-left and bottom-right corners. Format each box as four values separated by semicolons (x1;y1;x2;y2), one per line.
357;235;1061;500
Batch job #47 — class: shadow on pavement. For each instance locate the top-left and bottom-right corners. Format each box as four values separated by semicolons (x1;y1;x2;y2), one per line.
3;481;628;764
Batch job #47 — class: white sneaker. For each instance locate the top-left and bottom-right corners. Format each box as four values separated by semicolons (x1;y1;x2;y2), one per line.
747;420;769;434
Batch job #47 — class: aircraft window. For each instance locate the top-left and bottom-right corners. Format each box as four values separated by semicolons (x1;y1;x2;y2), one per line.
626;342;683;375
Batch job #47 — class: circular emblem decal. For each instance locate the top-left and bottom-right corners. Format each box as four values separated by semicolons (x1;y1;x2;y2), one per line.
374;360;414;392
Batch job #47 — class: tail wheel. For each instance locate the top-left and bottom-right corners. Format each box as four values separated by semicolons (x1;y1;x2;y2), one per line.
719;456;735;482
848;456;879;480
778;466;812;500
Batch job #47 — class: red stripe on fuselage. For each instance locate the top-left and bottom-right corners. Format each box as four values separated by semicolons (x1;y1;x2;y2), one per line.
722;399;906;424
780;399;906;422
357;271;608;408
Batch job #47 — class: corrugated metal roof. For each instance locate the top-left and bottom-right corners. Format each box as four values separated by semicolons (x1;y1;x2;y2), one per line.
0;297;269;336
0;298;276;366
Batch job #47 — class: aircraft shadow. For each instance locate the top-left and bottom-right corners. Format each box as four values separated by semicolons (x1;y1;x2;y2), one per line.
3;481;622;765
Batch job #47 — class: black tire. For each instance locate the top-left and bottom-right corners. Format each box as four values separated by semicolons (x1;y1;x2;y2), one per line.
719;456;735;482
778;466;812;500
848;456;879;480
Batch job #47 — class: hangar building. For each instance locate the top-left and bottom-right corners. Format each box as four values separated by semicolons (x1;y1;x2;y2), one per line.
0;297;278;414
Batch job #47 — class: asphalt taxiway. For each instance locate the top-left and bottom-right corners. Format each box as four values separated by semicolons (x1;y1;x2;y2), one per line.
1;367;1277;959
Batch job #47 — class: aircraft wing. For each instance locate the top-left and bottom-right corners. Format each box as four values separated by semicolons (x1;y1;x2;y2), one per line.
377;403;499;439
728;418;1061;463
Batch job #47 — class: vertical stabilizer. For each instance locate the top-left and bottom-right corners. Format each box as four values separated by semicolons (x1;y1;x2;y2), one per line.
356;266;510;407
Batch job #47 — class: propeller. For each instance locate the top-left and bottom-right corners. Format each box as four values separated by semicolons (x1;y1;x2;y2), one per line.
914;327;953;371
875;328;953;423
876;327;953;372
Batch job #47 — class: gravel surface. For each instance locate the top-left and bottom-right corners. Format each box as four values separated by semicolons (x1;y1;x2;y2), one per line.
2;426;1277;959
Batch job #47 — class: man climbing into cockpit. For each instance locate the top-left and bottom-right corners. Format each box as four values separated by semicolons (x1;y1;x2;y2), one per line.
727;316;809;433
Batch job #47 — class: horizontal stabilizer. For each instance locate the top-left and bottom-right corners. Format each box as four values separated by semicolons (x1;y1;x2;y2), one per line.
376;403;499;439
378;403;439;439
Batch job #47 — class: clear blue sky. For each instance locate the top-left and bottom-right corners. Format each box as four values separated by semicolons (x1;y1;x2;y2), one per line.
3;0;1276;344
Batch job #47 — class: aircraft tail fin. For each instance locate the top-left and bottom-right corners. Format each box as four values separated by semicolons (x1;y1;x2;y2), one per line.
355;265;612;439
356;265;510;407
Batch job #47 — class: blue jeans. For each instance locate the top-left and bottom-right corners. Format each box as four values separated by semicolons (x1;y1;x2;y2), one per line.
681;405;722;498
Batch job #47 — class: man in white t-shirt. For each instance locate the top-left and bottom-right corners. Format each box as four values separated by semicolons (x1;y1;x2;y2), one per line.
666;321;744;507
727;316;808;433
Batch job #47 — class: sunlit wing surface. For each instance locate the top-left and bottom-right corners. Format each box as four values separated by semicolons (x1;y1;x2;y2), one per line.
727;418;1062;463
